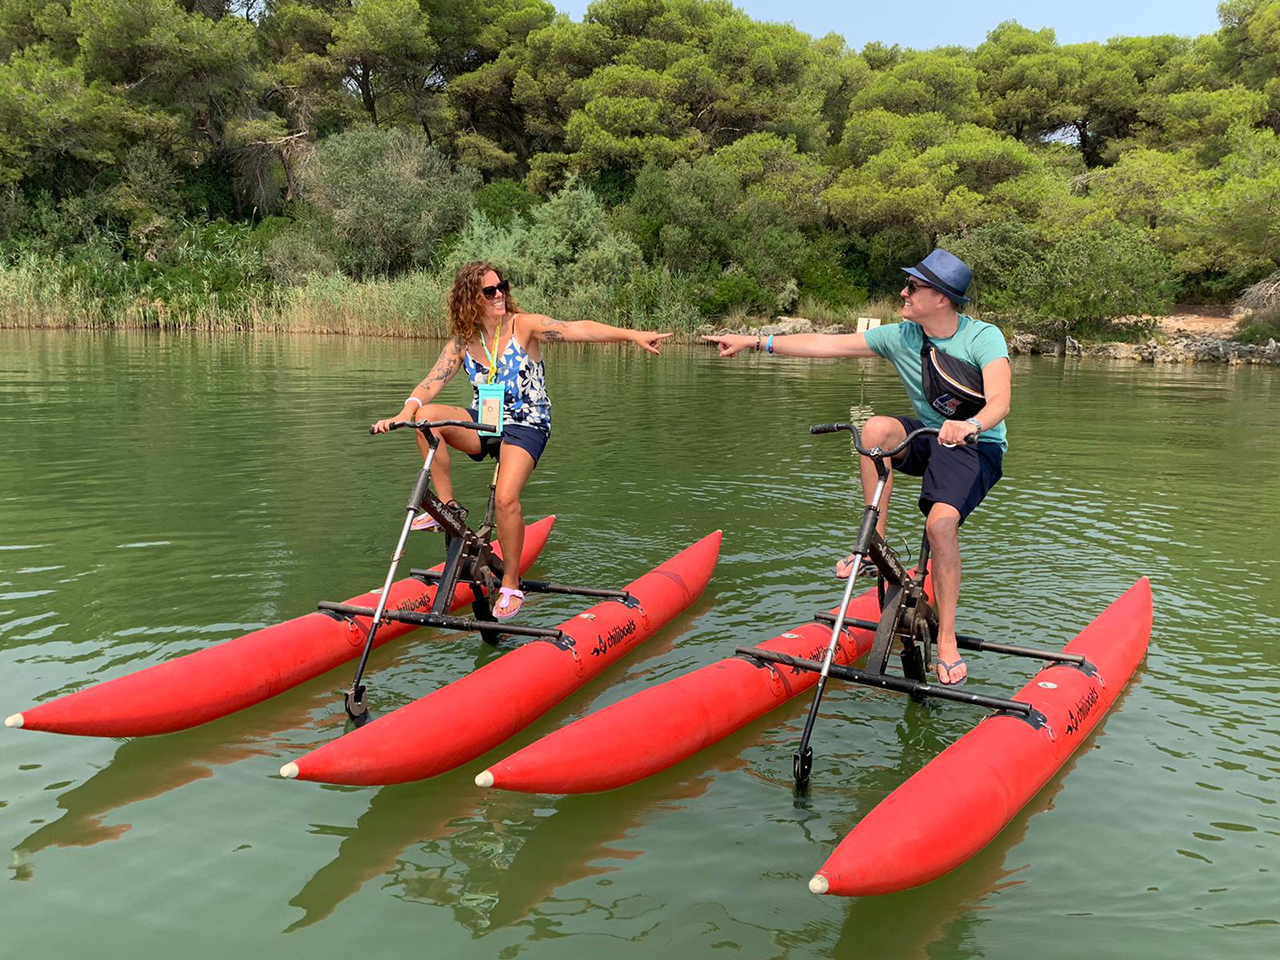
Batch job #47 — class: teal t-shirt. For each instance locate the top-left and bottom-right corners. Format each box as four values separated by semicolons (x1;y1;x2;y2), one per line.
863;316;1009;451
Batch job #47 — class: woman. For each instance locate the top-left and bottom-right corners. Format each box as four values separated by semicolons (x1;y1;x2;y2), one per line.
372;261;672;619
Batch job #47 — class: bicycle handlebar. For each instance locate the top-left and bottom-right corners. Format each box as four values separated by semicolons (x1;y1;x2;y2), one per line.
369;419;494;436
810;421;974;458
809;423;848;436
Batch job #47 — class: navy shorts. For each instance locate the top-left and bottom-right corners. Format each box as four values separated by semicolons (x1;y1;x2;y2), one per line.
464;408;550;466
892;417;1003;523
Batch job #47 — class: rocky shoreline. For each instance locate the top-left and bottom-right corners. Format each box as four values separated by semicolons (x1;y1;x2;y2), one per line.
703;318;1280;365
1008;332;1280;364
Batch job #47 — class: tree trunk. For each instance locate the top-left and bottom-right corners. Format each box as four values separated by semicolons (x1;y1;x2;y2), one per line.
359;63;377;124
1075;119;1100;168
280;150;297;203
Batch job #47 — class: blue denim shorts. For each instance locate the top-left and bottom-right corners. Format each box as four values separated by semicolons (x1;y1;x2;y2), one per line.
464;408;550;466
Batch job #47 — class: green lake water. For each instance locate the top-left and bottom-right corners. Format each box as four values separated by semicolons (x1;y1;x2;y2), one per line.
1;329;1277;958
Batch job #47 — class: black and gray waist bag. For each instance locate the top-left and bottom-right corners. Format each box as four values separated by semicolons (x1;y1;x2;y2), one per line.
920;337;985;421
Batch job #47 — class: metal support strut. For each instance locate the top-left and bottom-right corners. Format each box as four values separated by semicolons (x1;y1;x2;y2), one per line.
326;417;637;726
736;647;1040;717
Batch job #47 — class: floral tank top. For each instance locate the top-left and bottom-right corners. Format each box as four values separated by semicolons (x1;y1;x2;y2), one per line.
461;336;552;433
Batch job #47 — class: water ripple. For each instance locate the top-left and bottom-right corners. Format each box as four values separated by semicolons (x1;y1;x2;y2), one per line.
1;334;1278;957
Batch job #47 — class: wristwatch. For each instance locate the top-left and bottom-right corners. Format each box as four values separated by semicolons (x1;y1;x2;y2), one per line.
965;417;984;432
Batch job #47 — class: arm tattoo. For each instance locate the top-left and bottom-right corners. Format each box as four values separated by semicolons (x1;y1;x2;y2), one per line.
536;316;571;343
419;337;462;389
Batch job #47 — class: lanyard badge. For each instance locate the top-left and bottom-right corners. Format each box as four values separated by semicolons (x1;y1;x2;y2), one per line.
477;321;505;436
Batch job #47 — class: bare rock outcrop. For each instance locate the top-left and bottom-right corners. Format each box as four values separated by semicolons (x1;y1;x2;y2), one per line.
1007;332;1279;364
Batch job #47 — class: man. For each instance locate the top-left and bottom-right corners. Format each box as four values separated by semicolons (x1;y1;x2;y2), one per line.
703;248;1011;686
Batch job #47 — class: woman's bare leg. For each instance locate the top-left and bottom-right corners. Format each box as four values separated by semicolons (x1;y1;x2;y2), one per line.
413;404;482;503
492;444;537;614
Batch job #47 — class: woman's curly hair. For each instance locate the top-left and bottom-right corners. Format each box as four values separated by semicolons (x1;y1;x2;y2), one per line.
447;262;520;341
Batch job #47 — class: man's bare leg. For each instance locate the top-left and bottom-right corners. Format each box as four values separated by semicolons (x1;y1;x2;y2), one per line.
858;416;908;536
925;502;966;684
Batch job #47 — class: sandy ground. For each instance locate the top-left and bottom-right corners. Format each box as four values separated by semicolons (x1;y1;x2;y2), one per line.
1157;306;1237;338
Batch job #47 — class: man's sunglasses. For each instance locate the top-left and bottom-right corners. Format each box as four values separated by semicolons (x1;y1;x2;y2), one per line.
481;279;510;300
905;278;934;296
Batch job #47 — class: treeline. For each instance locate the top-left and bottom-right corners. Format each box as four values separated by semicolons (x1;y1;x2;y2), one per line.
4;0;1280;339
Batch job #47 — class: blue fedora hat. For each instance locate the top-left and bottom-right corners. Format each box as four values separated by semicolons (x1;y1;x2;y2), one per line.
903;248;972;305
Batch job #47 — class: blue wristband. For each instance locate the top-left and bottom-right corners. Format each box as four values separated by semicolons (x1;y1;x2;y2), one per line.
766;334;774;354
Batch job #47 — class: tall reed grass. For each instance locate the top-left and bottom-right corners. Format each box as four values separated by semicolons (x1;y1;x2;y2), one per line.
0;256;716;337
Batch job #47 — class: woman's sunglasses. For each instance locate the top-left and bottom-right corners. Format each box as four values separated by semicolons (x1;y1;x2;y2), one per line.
481;279;510;300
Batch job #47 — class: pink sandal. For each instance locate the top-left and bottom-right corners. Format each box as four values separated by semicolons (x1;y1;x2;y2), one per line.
494;587;525;620
411;512;442;532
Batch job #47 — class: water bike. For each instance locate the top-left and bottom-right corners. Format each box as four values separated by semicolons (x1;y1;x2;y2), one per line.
4;416;554;738
329;417;642;726
748;422;1091;792
277;417;720;785
478;422;1151;896
7;419;720;762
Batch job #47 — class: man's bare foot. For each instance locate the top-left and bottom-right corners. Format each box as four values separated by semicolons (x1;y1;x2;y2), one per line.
936;656;968;686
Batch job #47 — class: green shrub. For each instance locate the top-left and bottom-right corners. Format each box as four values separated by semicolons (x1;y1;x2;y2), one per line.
59;239;140;310
796;234;868;308
298;128;480;278
443;182;704;329
1234;306;1280;345
583;167;636;207
0;189;125;257
132;220;269;312
447;181;647;323
617;159;805;312
621;265;701;331
1022;227;1176;338
520;183;645;305
939;221;1040;315
263;222;342;284
855;230;932;299
699;272;768;317
473;179;541;227
176;155;240;224
943;223;1175;339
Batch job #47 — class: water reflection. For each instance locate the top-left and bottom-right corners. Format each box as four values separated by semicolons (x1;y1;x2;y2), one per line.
285;776;478;932
832;772;1064;959
8;637;437;880
389;754;750;938
831;687;1136;958
280;600;712;931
